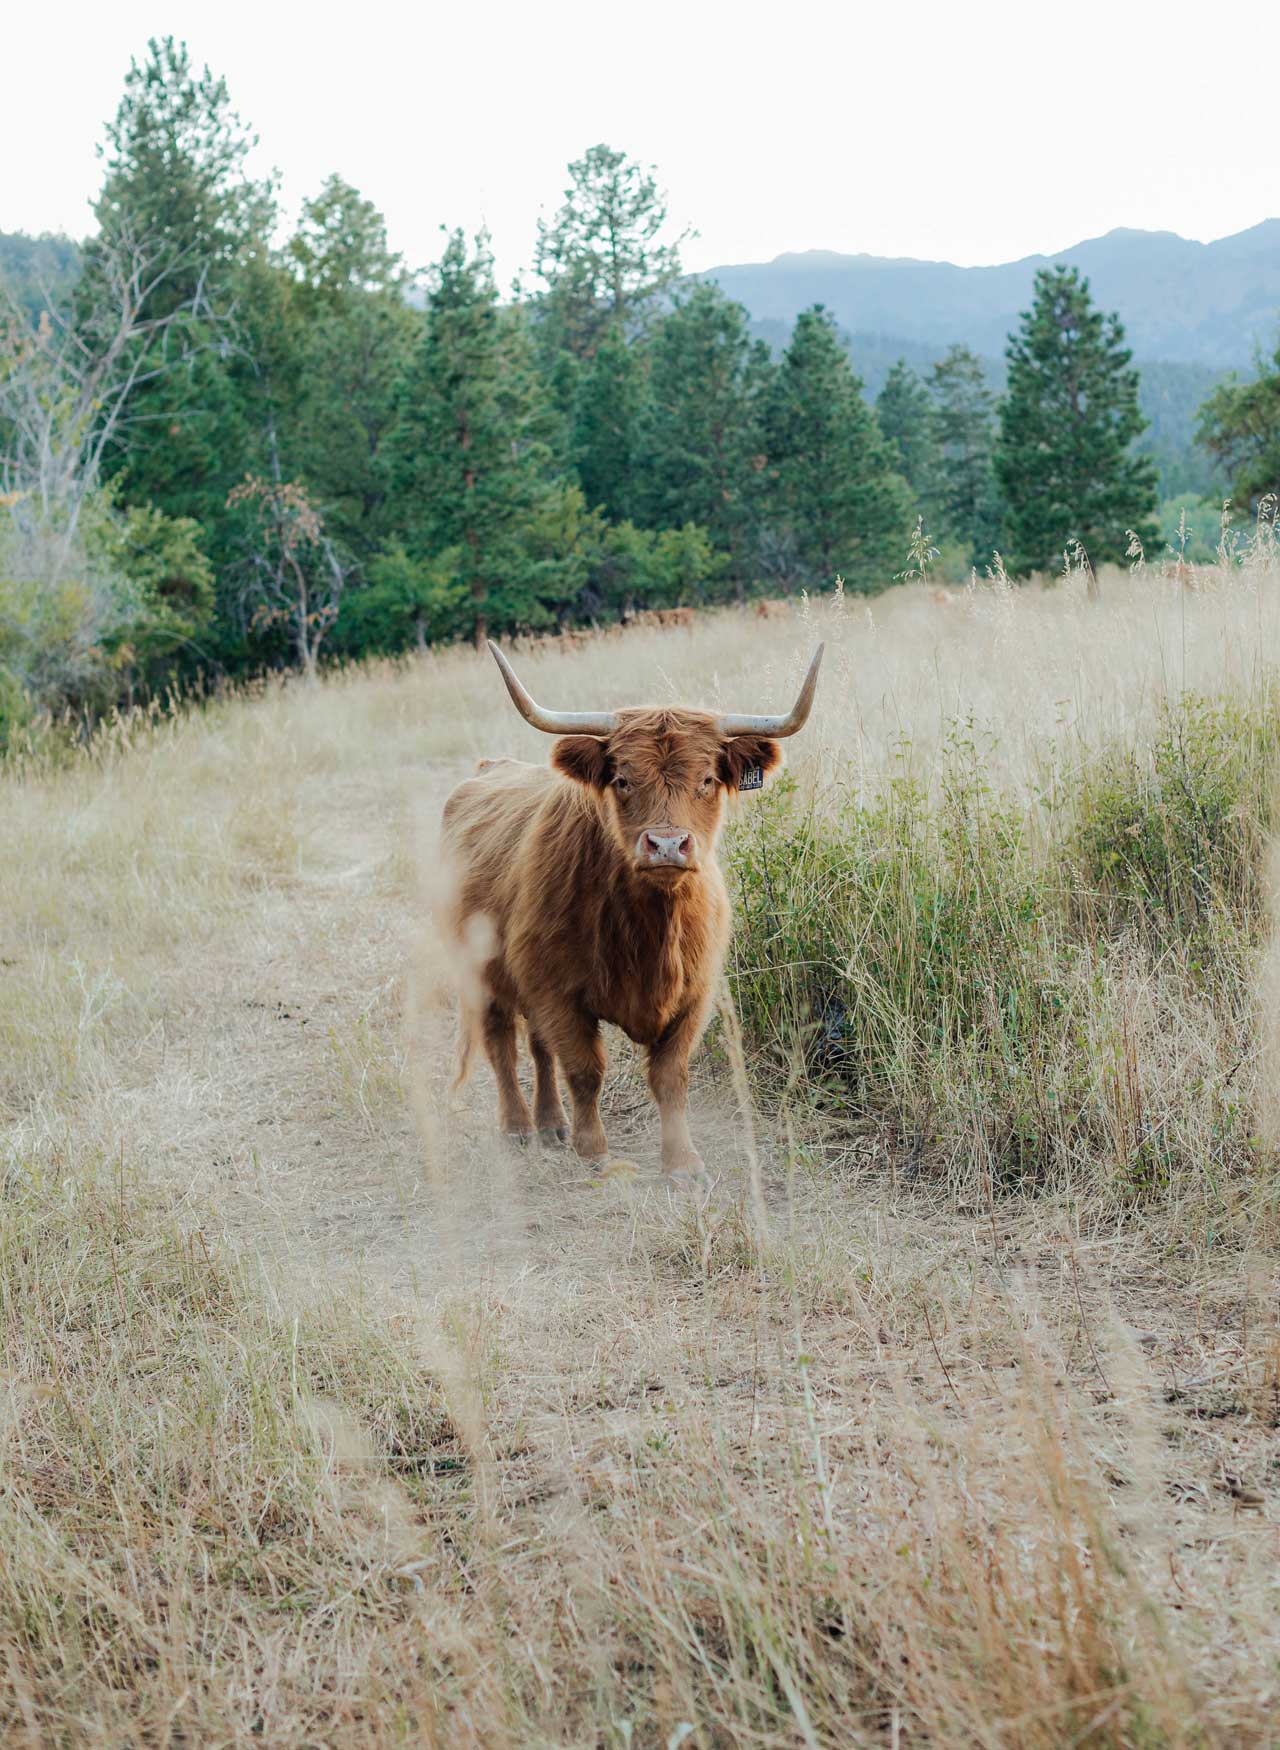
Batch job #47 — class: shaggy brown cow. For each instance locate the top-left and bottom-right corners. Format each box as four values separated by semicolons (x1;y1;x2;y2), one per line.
442;642;824;1180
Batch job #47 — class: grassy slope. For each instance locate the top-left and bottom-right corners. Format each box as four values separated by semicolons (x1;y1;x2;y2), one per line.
1;566;1278;1743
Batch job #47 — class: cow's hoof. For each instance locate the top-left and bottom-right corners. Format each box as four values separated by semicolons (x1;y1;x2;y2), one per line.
664;1165;713;1192
502;1128;533;1149
537;1125;569;1145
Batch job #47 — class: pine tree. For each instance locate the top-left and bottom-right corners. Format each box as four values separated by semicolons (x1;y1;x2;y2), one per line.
534;144;685;358
286;180;415;563
571;320;646;523
765;307;911;589
876;360;943;521
85;39;278;556
287;176;403;304
995;267;1157;574
639;285;772;576
383;231;563;646
1197;342;1280;512
85;36;274;321
929;345;1000;561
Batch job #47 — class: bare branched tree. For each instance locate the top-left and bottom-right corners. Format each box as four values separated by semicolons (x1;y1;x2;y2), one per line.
226;475;351;680
0;227;216;578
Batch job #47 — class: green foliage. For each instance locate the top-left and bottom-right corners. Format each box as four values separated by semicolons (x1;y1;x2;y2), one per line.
534;144;684;358
0;496;201;741
91;502;214;677
1134;359;1228;498
85;35;274;320
639;285;772;573
571;320;645;522
87;38;279;566
928;345;1002;562
765;307;912;589
0;232;81;325
995;267;1158;575
1156;493;1228;565
729;692;1273;1190
730;739;1070;1180
876;360;943;519
287;175;403;303
384;232;566;643
1072;692;1279;949
1197;342;1280;513
338;543;467;654
6;42;1238;726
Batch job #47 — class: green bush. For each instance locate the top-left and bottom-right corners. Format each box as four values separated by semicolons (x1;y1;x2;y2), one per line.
728;695;1275;1197
1072;691;1279;950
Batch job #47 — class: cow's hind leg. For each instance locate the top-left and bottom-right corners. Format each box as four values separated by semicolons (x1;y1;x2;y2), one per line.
481;1002;533;1141
529;1029;568;1143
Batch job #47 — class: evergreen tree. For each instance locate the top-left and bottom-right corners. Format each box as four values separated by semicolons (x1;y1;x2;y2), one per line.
534;144;685;358
85;38;278;556
929;344;1001;560
287;175;403;303
876;360;943;520
765;307;911;589
571;319;646;523
1197;342;1280;513
286;181;415;563
383;231;564;646
639;285;772;575
995;267;1157;574
85;36;274;321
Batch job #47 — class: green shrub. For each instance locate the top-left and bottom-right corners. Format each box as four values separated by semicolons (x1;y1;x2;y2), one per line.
1072;690;1279;951
729;694;1276;1198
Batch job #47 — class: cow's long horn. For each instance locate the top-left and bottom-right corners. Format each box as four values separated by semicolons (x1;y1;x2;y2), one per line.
718;643;825;738
487;642;619;736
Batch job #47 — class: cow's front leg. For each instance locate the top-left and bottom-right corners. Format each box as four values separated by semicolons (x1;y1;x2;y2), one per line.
544;1010;609;1163
647;1004;711;1180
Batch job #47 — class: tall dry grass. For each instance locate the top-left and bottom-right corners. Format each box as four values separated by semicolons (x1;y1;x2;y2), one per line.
2;546;1279;1742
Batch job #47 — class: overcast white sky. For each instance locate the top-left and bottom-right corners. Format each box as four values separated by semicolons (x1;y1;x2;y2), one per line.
5;0;1276;290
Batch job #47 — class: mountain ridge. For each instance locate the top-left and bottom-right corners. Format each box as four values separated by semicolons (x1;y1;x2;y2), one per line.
698;221;1280;368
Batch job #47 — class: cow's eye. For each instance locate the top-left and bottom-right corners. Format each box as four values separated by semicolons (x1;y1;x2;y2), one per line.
699;774;716;794
613;775;631;795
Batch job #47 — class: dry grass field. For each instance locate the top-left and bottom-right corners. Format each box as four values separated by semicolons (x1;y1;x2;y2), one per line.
2;559;1280;1744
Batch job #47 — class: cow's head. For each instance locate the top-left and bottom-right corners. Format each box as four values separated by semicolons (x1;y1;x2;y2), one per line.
486;642;824;878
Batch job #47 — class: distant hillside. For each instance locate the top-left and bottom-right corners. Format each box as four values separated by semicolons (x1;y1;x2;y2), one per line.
0;230;81;323
723;225;1280;500
701;222;1280;370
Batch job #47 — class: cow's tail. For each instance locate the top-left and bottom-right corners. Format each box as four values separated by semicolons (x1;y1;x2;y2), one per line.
452;998;482;1090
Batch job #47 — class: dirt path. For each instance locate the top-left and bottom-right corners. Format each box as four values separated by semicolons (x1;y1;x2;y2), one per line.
116;753;767;1286
97;749;1276;1586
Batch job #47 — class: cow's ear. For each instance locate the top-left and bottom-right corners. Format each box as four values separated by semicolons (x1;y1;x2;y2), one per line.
552;735;612;789
718;735;783;792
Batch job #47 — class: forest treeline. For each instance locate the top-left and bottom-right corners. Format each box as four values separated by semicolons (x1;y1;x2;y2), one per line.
2;37;1277;747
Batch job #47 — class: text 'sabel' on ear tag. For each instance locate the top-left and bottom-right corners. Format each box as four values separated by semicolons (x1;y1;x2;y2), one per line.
739;765;764;792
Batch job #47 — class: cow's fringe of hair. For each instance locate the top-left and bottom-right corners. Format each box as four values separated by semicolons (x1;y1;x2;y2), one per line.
452;1008;479;1090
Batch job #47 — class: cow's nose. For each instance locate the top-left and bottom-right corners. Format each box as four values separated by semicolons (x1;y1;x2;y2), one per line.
638;830;692;868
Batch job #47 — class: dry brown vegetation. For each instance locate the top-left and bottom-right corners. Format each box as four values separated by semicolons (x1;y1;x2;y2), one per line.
2;564;1279;1744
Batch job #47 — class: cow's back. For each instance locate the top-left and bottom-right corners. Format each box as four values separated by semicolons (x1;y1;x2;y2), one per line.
442;760;554;924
